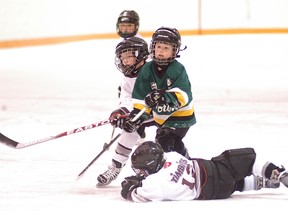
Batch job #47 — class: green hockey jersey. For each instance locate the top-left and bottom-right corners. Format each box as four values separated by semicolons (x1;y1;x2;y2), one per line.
132;60;196;128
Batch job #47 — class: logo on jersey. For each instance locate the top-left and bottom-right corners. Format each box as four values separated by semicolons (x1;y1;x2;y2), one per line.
164;162;172;169
150;82;157;90
156;103;179;113
167;78;172;88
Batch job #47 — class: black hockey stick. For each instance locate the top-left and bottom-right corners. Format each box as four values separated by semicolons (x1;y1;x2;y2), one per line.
76;131;123;180
0;119;111;149
76;107;147;180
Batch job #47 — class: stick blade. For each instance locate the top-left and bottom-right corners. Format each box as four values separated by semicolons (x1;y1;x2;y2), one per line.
75;174;84;181
0;133;19;148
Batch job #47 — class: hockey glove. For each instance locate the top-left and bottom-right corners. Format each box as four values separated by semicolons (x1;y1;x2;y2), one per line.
144;89;166;108
121;175;144;200
123;109;145;133
109;107;129;128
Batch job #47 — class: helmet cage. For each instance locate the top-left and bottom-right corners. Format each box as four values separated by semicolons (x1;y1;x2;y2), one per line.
132;167;150;178
115;47;140;77
150;41;179;66
150;27;181;66
115;37;148;78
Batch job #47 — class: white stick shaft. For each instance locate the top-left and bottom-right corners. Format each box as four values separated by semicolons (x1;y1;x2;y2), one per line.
131;107;146;122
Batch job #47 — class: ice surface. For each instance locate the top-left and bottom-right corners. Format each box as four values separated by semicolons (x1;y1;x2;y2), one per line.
0;35;288;215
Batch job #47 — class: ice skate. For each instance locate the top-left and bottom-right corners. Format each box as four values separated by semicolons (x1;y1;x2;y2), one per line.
270;166;288;188
96;165;121;187
255;176;280;190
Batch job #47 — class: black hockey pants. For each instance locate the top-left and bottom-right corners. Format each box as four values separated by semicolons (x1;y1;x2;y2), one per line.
197;147;256;200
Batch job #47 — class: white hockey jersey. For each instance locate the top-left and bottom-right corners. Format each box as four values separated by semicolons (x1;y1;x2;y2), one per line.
118;75;136;111
130;152;202;202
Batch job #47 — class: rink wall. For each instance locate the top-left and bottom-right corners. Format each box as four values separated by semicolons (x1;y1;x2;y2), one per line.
1;0;288;48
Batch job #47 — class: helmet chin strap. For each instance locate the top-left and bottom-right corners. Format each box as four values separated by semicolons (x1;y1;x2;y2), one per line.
176;45;187;58
180;45;187;51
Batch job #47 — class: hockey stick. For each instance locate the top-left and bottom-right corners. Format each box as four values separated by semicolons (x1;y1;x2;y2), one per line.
76;107;147;180
0;119;112;149
76;131;123;180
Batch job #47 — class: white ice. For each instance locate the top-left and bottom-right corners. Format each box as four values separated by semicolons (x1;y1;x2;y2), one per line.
0;34;288;216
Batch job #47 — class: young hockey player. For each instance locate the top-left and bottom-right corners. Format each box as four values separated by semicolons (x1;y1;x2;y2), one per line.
123;27;196;159
115;10;142;98
116;10;140;39
96;37;154;187
121;141;288;202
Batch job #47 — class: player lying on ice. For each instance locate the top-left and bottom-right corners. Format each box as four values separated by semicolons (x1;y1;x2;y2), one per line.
121;141;288;202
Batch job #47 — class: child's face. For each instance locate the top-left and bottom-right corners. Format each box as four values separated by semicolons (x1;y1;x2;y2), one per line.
120;50;136;66
154;42;173;59
118;23;136;35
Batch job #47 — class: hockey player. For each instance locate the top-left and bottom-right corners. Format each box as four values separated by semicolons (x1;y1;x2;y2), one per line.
123;27;196;159
116;10;142;98
121;141;288;202
96;37;154;187
116;10;140;39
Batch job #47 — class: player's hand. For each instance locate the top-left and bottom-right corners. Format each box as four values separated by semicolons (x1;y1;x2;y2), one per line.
123;110;144;133
144;89;166;108
121;175;144;200
109;107;129;128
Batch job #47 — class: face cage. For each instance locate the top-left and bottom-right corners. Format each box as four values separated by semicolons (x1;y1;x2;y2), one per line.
132;167;150;177
117;29;137;39
116;22;138;38
115;48;140;77
150;41;179;66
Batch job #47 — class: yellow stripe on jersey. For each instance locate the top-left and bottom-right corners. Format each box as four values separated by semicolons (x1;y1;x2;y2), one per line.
171;107;194;117
167;88;189;107
153;117;166;125
133;103;151;115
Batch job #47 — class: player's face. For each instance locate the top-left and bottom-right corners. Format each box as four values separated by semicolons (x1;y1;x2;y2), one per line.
118;23;136;34
120;50;136;66
154;42;173;59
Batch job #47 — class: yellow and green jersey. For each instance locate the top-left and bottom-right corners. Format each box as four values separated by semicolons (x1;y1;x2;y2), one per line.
132;60;196;128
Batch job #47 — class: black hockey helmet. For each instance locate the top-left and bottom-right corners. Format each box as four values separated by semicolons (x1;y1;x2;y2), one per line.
116;10;140;38
131;141;166;177
115;37;149;78
150;27;184;65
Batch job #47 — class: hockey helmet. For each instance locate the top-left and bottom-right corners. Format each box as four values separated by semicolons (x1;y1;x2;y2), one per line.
150;27;183;65
131;141;166;177
115;37;149;78
116;10;140;38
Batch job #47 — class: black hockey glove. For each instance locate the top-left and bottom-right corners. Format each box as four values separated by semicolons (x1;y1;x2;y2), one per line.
144;89;166;108
123;109;145;133
109;107;129;128
121;175;145;200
